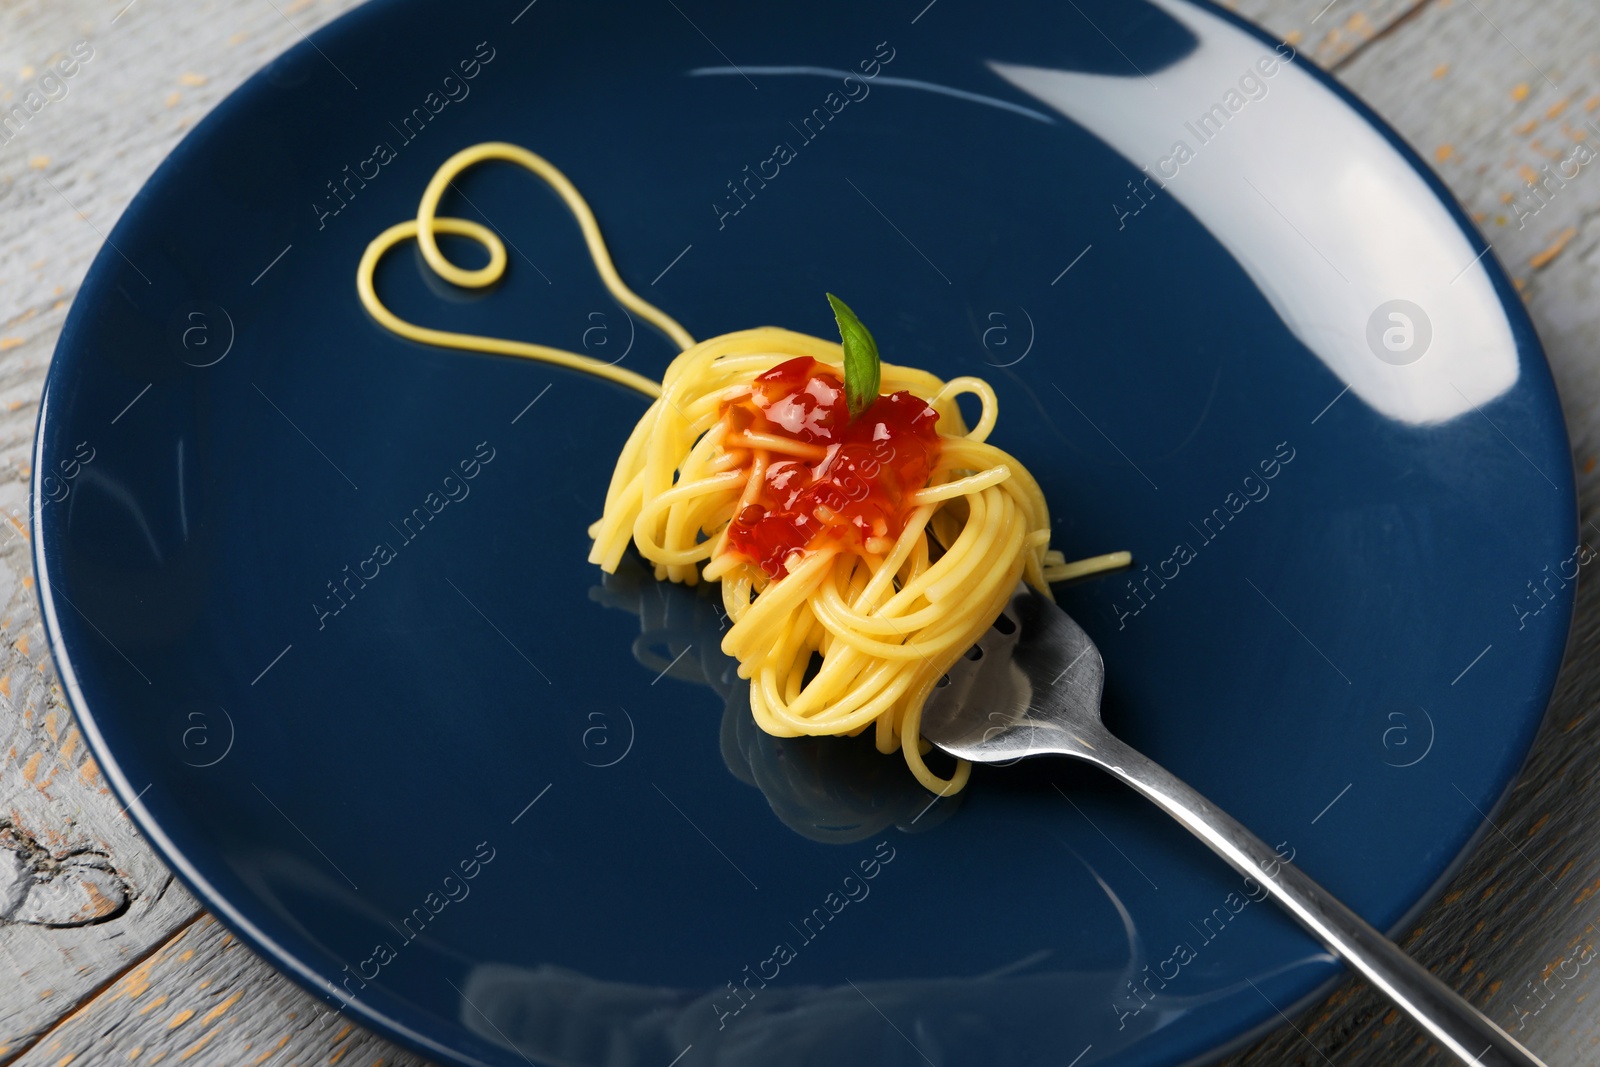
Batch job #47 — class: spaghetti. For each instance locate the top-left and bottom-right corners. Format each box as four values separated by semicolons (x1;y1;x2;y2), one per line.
358;142;1129;795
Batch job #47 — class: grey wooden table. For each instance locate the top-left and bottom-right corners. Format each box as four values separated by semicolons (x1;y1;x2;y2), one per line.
2;0;1598;1064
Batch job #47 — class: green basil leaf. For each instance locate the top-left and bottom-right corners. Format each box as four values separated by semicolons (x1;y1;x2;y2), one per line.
826;292;881;421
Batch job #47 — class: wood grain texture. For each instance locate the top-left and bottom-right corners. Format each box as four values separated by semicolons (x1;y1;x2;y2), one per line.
10;915;430;1067
3;0;1600;1066
1226;0;1431;69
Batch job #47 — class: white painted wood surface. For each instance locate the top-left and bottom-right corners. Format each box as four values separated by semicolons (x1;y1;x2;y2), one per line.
3;0;1599;1065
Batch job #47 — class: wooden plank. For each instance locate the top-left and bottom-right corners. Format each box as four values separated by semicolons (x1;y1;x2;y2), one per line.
0;0;365;1058
1225;0;1430;68
10;915;431;1067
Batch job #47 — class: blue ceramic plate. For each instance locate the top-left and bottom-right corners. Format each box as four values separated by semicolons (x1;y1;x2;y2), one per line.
35;0;1576;1064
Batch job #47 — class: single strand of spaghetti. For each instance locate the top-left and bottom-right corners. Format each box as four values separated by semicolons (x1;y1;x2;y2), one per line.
926;399;972;440
1046;550;1134;582
930;377;999;443
904;745;973;796
901;526;932;580
875;703;898;753
937;436;1023;474
412;143;696;352
357;219;666;398
700;551;740;583
938;434;1019;465
898;696;974;793
886;371;953;401
909;465;1011;505
724;431;831;461
704;445;749;473
1022;552;1049;594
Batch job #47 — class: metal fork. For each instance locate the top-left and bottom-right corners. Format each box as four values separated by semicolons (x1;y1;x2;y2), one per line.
920;584;1546;1067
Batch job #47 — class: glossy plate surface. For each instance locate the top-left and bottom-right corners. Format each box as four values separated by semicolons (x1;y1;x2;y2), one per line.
35;1;1575;1064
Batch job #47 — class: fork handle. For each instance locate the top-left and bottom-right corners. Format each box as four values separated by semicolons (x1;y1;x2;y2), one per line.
1085;729;1546;1067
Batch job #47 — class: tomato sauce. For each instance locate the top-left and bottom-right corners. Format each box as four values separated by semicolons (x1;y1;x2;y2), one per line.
719;357;941;579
